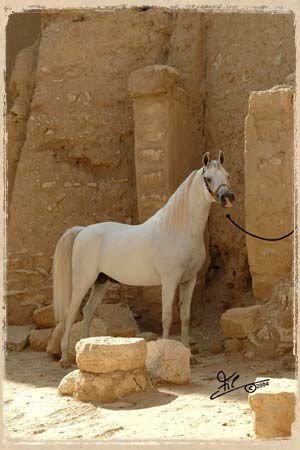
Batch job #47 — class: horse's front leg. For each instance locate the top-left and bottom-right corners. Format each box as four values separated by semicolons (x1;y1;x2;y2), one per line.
161;277;178;339
180;276;197;347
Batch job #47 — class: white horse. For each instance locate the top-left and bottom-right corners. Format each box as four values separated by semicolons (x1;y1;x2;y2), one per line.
53;151;234;367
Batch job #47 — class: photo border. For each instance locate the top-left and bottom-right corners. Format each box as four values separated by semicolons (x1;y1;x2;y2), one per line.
0;0;299;449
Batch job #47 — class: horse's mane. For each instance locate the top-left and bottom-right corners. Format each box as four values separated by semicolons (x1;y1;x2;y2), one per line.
152;170;200;232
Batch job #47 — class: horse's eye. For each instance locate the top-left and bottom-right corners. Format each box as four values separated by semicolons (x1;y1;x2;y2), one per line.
206;177;212;183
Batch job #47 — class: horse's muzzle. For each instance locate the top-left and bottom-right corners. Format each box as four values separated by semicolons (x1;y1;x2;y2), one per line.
217;186;235;208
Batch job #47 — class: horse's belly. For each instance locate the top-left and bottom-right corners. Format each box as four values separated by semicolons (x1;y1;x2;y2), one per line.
99;236;160;286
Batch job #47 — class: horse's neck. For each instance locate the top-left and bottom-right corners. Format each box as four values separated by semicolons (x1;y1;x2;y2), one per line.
152;169;211;236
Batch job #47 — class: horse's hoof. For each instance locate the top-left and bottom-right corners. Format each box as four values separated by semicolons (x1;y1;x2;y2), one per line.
59;358;71;368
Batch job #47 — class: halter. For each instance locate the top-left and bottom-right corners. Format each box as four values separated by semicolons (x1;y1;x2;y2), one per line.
202;168;229;200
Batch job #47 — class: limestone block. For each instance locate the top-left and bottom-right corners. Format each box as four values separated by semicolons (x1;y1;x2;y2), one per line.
6;324;36;351
245;88;294;301
58;369;80;396
68;318;107;362
128;65;179;97
220;305;262;338
248;377;296;438
145;338;191;384
33;304;55;329
94;302;139;337
73;367;153;403
29;328;53;351
76;336;147;374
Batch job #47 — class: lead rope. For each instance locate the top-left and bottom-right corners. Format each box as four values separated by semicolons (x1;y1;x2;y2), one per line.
225;214;295;242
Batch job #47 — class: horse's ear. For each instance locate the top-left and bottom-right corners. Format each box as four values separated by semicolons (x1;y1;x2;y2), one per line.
219;150;224;165
202;152;210;167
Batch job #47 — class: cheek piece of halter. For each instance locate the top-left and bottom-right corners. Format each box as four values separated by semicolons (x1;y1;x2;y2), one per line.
202;169;229;200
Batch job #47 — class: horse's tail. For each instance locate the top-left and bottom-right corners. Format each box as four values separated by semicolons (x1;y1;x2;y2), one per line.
53;226;84;325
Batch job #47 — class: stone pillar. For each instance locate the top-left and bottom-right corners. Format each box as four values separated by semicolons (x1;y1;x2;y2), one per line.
128;65;202;331
244;87;294;302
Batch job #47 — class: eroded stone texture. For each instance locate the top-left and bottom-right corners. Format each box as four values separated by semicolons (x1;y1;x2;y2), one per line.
203;13;295;307
33;304;55;329
73;367;153;403
145;338;191;384
29;327;53;351
221;280;294;361
76;336;147;374
58;369;80;396
220;305;262;338
248;377;296;438
245;88;294;301
94;303;139;337
6;324;36;351
7;9;173;325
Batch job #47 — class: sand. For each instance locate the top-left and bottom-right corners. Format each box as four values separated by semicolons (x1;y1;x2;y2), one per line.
3;348;293;441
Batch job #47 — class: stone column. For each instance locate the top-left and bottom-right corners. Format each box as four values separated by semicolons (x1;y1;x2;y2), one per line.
128;65;203;331
244;87;294;302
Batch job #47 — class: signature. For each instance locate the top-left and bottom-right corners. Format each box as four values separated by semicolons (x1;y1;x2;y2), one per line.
210;370;270;400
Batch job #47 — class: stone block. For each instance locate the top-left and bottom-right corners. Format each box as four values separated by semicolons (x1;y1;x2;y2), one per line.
58;369;80;396
6;324;36;351
73;367;153;403
94;302;139;337
220;305;262;338
145;338;191;384
76;336;147;374
248;377;296;438
245;88;294;301
33;304;55;329
29;328;53;351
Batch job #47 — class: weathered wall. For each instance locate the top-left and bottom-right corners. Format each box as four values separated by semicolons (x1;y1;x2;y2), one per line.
7;9;173;324
203;12;295;306
6;8;295;329
5;12;41;111
245;87;294;301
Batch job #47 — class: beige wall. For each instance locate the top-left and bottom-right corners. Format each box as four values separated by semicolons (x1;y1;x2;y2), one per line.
245;88;294;301
6;9;295;328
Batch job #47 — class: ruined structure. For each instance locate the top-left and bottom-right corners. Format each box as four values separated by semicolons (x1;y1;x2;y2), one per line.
6;9;295;336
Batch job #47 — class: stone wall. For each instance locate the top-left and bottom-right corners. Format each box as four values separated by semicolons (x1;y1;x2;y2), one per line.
7;9;173;324
6;8;295;328
244;87;294;301
202;12;295;304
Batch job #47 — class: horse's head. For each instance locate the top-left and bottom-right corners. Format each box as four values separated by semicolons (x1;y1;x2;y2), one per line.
201;151;235;208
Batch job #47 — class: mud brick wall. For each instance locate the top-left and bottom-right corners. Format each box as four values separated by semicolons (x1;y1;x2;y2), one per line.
244;88;294;301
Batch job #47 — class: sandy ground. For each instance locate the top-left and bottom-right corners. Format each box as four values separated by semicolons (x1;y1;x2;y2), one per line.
3;346;294;442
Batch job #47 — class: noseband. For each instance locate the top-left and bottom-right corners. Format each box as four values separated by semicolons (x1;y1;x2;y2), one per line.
202;170;229;200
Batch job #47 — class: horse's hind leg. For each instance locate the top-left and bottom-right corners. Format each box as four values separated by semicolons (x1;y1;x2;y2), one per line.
81;283;107;338
161;277;178;339
179;276;197;347
60;276;95;368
